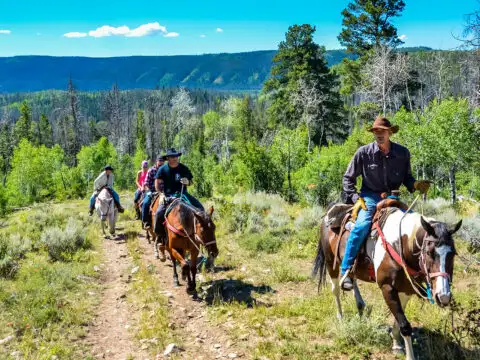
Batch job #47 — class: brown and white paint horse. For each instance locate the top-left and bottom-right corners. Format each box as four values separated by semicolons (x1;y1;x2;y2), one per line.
313;207;461;360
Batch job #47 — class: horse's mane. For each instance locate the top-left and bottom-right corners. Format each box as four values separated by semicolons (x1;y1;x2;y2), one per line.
176;200;209;231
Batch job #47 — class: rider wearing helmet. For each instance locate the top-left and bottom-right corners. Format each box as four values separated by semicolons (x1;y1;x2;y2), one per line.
89;165;125;216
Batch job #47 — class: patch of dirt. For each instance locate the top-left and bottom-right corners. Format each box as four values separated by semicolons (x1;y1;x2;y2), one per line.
84;233;150;360
136;232;247;359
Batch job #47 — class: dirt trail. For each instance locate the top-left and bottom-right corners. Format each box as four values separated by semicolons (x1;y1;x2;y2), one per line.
85;233;150;360
136;232;246;360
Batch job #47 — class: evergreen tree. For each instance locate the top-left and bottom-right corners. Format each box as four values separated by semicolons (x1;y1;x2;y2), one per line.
135;110;146;152
264;24;344;144
14;101;34;144
37;113;53;147
338;0;406;56
0;123;13;185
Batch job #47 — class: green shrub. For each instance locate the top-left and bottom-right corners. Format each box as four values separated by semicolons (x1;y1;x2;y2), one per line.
240;233;284;253
40;218;90;261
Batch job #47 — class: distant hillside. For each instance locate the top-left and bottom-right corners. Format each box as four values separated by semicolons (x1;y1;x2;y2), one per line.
0;48;431;93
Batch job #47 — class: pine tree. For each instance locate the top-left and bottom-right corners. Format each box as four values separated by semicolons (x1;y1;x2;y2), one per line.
263;24;345;143
136;110;146;151
14;101;33;144
37;113;53;147
338;0;406;56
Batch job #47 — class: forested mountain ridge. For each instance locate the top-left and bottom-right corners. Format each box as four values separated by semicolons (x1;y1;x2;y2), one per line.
0;48;429;92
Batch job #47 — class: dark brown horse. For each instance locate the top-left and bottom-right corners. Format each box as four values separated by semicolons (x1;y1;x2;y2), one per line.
149;194;167;261
163;199;218;294
313;204;462;360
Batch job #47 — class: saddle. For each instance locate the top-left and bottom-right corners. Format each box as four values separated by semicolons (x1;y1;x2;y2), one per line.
330;196;409;280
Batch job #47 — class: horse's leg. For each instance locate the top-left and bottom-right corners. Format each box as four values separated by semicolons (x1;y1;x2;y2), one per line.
171;248;189;282
187;249;198;295
381;284;414;360
171;257;180;287
352;279;366;316
391;293;412;355
330;277;343;320
153;233;160;259
146;230;151;244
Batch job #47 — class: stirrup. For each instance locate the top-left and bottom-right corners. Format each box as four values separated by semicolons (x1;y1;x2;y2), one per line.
340;269;353;290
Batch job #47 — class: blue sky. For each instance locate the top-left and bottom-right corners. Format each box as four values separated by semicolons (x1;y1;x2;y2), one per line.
0;0;477;57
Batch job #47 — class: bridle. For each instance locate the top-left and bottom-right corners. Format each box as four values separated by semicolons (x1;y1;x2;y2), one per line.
164;198;217;252
396;194;452;302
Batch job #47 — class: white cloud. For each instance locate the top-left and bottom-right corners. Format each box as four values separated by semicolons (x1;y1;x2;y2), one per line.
216;28;223;33
200;34;206;38
63;32;87;38
0;30;11;35
64;22;178;39
86;22;173;38
89;25;130;38
126;22;166;37
398;34;407;41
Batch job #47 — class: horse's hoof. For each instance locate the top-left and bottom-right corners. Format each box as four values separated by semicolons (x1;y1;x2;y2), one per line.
186;287;196;295
155;253;159;260
173;281;180;287
159;253;166;262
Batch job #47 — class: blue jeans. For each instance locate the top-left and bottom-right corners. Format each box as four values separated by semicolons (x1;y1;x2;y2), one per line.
341;192;382;275
142;191;153;224
134;189;142;203
89;188;121;209
184;193;204;211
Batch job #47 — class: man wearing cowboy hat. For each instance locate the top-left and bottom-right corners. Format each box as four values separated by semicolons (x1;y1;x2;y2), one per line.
153;148;204;236
141;155;166;230
340;116;431;291
89;165;125;216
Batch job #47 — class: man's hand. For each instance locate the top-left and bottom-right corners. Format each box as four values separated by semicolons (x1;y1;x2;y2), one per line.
180;178;190;185
351;197;367;222
414;180;432;194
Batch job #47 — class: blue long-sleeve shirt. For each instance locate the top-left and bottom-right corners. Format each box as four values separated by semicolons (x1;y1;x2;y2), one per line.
342;141;416;204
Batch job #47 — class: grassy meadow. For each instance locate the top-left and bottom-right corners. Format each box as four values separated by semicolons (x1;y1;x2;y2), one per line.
0;192;478;359
202;192;480;360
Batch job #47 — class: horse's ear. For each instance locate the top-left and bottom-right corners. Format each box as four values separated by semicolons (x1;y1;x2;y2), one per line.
449;220;462;235
420;216;436;237
208;206;214;217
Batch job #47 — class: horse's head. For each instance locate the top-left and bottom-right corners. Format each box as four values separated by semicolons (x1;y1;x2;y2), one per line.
96;188;115;221
194;206;218;259
420;216;462;307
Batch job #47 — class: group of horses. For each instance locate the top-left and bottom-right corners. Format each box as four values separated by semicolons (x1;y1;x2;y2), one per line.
95;188;463;360
94;187;218;294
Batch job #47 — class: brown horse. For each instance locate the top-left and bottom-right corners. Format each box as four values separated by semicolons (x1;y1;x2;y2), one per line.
134;190;145;221
313;203;462;360
163;199;218;294
149;194;167;261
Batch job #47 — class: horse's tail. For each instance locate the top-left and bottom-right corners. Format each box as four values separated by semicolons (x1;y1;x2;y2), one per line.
312;221;327;293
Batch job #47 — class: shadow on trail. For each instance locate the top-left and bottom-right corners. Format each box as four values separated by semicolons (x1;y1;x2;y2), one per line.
413;327;480;360
199;279;275;307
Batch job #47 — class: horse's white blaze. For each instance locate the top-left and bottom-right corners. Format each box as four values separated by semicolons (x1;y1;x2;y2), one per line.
370;210;429;280
435;245;452;304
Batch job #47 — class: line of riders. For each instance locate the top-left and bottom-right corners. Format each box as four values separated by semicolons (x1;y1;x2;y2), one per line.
88;148;204;245
88;117;434;282
87;116;463;360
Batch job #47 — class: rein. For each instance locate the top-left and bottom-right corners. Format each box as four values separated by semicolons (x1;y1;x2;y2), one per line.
163;199;216;252
390;194;450;303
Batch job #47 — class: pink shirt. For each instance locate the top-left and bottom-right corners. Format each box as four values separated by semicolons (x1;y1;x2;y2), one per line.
138;170;148;189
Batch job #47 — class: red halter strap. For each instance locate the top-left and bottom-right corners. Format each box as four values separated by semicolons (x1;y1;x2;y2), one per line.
374;222;421;277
